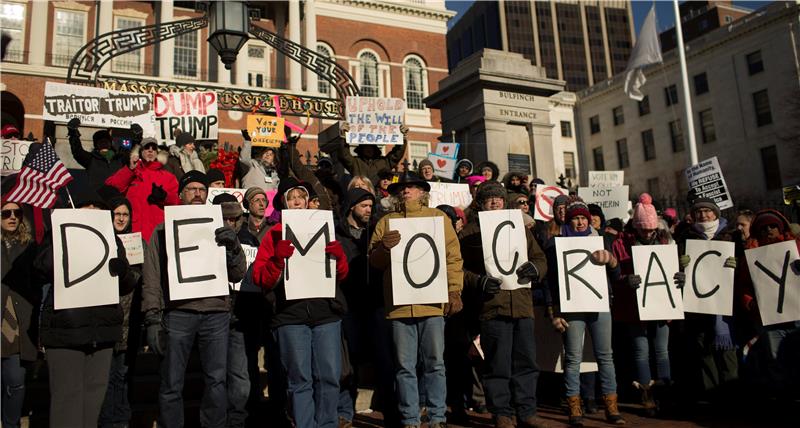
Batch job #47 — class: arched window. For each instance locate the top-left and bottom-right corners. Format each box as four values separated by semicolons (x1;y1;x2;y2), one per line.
359;51;379;97
404;57;426;110
316;44;333;95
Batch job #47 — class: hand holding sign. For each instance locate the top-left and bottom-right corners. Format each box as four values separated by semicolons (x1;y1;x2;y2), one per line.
632;245;684;320
282;209;336;300
276;240;295;259
214;226;239;251
389;217;449;305
382;230;402;249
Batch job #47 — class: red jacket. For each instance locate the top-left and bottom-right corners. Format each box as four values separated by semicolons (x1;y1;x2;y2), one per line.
105;161;181;242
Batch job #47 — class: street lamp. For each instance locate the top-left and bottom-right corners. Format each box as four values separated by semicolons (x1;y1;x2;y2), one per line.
208;0;250;70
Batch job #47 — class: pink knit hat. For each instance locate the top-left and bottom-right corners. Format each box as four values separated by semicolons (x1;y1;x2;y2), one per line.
465;175;486;187
633;193;658;230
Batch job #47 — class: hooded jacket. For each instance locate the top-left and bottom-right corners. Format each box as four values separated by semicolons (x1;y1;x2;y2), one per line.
336;189;383;312
69;135;124;190
502;172;528;195
475;161;500;181
109;197;143;353
452;159;473;183
1;233;41;361
164;145;206;181
336;137;407;184
240;139;280;190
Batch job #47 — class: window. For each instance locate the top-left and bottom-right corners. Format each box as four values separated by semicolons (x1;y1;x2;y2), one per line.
647;177;660;196
316;44;333;95
664;84;678;106
408;141;430;168
746;50;763;75
724;15;733;24
246;45;267;88
53;9;86;67
760;146;781;190
560;121;572;138
638;95;650;116
612;106;624;126
563;152;576;178
642;129;656;161
589;115;600;134
669;120;684;152
0;2;25;62
404;57;426;110
174;30;198;78
359;51;379;97
592;147;605;170
616;138;629;168
753;89;772;126
112;17;144;73
694;72;709;95
699;109;716;143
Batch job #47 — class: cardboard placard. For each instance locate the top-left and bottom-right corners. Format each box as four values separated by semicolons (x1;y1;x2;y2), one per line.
633;245;684;320
232;244;261;293
683;240;735;316
153;91;218;144
533;184;567;221
247;114;285;147
479;210;529;291
1;139;32;176
684;156;733;210
118;232;144;265
555;236;610;313
577;186;630;222
282;209;336;300
389;216;449;305
428;152;457;179
434;142;459;158
345;97;405;145
428;182;472;209
588;171;624;188
745;240;800;326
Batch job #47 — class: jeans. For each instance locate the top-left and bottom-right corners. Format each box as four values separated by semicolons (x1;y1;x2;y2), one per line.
2;355;26;428
160;310;229;428
391;316;446;426
276;320;342;428
99;351;132;427
228;324;249;428
480;317;539;420
47;347;113;428
562;312;617;397
629;321;671;384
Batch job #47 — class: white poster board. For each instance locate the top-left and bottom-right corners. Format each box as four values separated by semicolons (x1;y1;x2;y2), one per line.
153;91;219;144
428;153;457;179
434;142;459;158
683;240;735;316
206;187;248;213
1;139;32;176
164;205;228;301
533;184;567;221
588;171;624;188
684;156;733;210
52;209;119;310
555;236;610;313
345;97;405;145
577;186;630;222
118;232;144;265
428;182;472;209
282;209;336;300
745;240;800;326
389;216;449;305
479;210;528;291
232;245;261;293
633;245;684;320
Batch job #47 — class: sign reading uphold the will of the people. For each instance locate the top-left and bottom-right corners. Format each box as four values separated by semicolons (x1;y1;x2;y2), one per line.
43;82;156;134
685;157;733;210
345;97;405;146
153;91;219;144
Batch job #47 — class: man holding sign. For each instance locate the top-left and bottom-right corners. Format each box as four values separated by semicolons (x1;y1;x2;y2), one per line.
336;120;409;184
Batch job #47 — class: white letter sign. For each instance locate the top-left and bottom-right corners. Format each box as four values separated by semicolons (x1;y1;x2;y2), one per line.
118;232;144;265
633;245;684;320
479;210;529;291
683;240;735;316
389;216;449;305
555;236;610;313
745;240;800;326
282;209;336;300
588;171;624;188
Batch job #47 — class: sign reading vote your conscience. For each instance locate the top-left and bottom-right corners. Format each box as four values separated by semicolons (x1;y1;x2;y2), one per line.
555;236;610;313
164;205;228;301
1;139;32;176
588;170;624;188
153;91;218;144
282;209;336;300
479;210;529;291
745;240;800;326
633;245;684;321
685;156;733;210
345;97;405;145
533;184;567;222
52;209;119;310
389;216;449;305
578;186;630;223
428;182;472;209
118;232;144;265
247;114;285;147
682;240;735;316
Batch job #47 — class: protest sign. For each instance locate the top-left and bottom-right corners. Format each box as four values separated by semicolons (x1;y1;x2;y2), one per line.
479;210;529;291
118;232;144;265
588;171;624;188
389;216;449;305
247;114;285;147
1;139;31;176
685;156;733;210
52;209;119;310
555;236;610;312
345;97;405;145
578;186;630;222
164;205;228;301
683;240;735;316
745;240;800;326
533;184;567;221
534;307;597;373
232;244;261;293
153;91;218;144
207;187;247;209
428;152;457;179
434;142;459;158
43;82;156;134
428;182;472;209
633;245;684;320
281;209;336;300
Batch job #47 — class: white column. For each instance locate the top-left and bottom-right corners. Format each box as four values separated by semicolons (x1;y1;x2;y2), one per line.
29;0;48;66
550;0;563;80
235;47;247;87
288;0;302;91
159;0;174;79
304;0;318;94
498;0;508;51
99;0;114;35
579;4;593;85
275;5;287;88
219;57;232;85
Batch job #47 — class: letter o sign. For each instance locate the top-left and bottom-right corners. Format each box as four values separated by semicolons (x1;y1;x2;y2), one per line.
402;233;440;289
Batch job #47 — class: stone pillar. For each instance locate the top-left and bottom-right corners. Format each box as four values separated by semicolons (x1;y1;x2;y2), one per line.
498;0;508;51
550;0;563;81
304;0;318;94
599;3;613;78
288;0;302;91
29;0;48;66
234;46;247;86
99;0;114;35
158;0;174;79
530;122;557;184
579;3;593;85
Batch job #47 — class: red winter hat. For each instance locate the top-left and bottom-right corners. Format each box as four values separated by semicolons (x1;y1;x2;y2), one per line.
1;124;20;138
751;209;789;235
633;193;658;230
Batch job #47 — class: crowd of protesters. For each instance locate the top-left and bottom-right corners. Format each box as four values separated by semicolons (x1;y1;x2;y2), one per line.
1;119;799;428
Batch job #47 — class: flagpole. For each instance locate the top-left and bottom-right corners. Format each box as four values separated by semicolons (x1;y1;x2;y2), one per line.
672;0;699;166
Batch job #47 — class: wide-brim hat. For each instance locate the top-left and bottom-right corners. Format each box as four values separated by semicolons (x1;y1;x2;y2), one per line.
387;172;431;194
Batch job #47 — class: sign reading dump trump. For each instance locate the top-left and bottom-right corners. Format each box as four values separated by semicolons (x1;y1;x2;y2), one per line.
683;240;735;316
154;91;218;144
745;240;800;326
52;209;119;310
165;205;228;301
282;209;336;300
389;217;449;305
555;236;610;313
345;97;405;145
479;210;529;291
633;245;684;320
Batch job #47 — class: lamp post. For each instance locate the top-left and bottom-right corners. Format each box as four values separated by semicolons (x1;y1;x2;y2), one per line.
208;1;250;70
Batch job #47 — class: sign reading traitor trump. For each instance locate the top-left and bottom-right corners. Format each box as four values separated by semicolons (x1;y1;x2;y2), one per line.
389;217;449;305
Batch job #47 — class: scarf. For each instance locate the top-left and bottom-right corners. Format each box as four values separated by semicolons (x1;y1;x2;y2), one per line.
560;223;595;237
697;219;719;240
171;145;206;174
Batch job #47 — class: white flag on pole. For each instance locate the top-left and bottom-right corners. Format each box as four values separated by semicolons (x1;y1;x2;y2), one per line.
624;6;663;101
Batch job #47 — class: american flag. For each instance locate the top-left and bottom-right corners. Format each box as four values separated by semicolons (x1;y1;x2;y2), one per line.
5;140;72;208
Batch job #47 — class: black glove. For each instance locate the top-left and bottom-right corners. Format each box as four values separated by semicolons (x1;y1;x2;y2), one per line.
516;261;539;284
241;129;251;141
214;226;239;252
108;257;129;277
626;274;642;290
674;272;686;289
67;118;81;138
144;312;164;357
147;183;167;205
130;123;143;145
792;259;800;275
479;275;502;295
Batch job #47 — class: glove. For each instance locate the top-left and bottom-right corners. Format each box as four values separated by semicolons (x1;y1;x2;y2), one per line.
400;124;409;135
591;249;617;268
626;274;642;290
67;118;81;138
552;317;569;333
515;261;539;284
144;312;164;357
679;254;691;269
130;123;143;144
275;240;295;259
792;259;800;275
214;226;239;252
724;257;737;269
147;183;167;205
325;241;345;260
479;275;502;295
108;257;129;277
674;272;686;289
443;291;463;317
241;129;251;141
381;230;402;250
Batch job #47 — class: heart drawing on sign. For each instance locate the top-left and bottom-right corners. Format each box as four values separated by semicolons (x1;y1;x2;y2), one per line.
442;146;449;153
437;159;447;168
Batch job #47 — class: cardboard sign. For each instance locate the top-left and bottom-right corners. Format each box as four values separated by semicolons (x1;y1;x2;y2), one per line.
232;244;261;293
683;240;735;316
533;184;567;221
428;152;457;179
578;186;630;222
555;236;610;313
43;82;157;135
685;156;733;210
479;210;529;291
534;307;598;373
1;139;32;176
164;205;228;301
745;240;800;326
588;171;624;188
118;232;144;265
247;114;285;147
282;209;336;300
428;182;472;209
345;97;405;145
52;209;119;310
633;245;684;320
153;91;218;144
434;142;459;158
389;216;449;305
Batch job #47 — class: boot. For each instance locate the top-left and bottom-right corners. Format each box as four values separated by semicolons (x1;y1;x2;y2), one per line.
338;417;353;428
494;415;515;428
633;380;657;417
602;393;626;425
520;415;551;428
566;395;583;427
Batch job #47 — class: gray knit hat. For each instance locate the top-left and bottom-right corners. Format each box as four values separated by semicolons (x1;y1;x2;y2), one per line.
691;197;721;219
476;181;506;203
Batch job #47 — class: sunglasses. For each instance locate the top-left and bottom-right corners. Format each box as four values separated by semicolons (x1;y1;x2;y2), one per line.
1;209;23;219
516;200;529;205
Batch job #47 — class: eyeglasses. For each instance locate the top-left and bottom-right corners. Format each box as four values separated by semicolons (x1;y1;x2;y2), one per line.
183;186;207;194
1;209;22;219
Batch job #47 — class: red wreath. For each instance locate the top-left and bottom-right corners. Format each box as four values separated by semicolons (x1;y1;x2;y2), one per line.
210;147;239;187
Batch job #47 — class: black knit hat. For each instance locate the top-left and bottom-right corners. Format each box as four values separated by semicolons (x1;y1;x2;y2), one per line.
207;168;226;185
176;132;195;147
179;170;208;193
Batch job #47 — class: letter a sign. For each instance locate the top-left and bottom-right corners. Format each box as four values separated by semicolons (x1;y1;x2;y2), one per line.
479;210;529;290
555;236;610;312
389;217;449;305
745;240;800;326
633;245;684;320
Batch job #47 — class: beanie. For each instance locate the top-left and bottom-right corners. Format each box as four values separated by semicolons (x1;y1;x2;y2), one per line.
691;197;721;219
633;193;659;229
175;132;195;147
588;203;605;225
465;175;486;187
553;195;570;210
207;168;226;185
476;181;506;204
750;209;789;235
179;170;208;193
565;200;591;222
418;159;434;171
212;193;244;218
93;129;111;145
243;186;267;211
